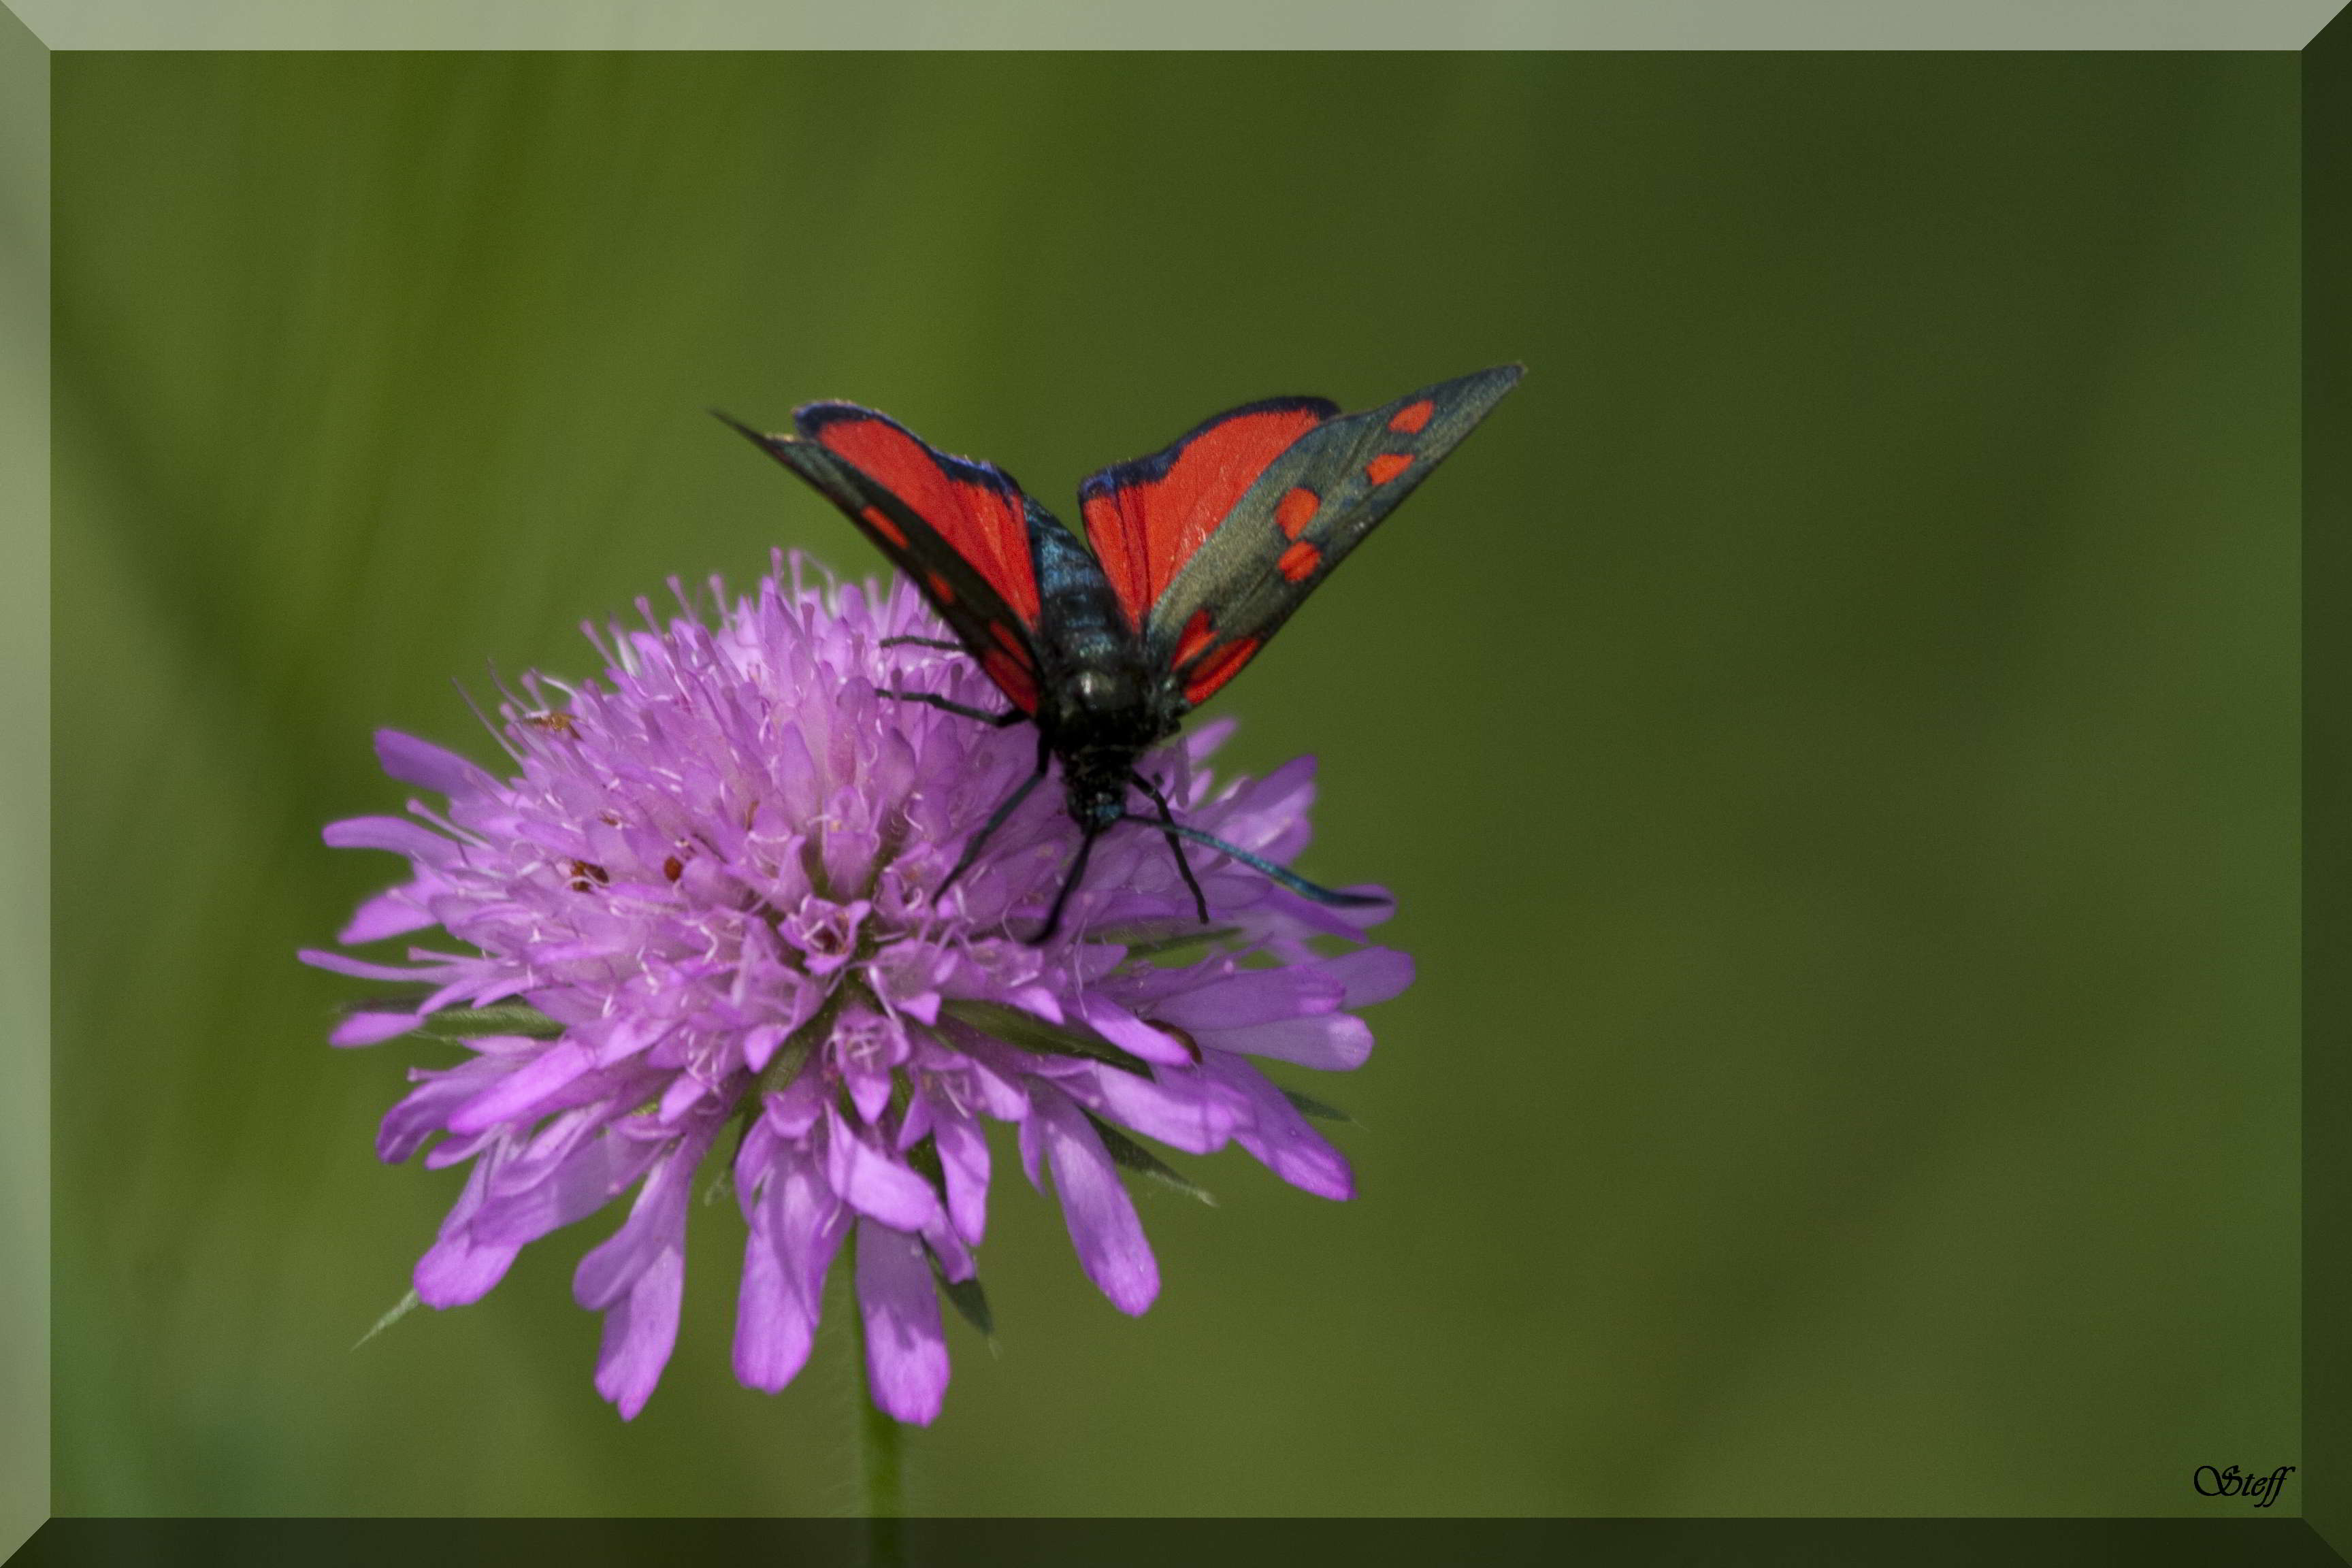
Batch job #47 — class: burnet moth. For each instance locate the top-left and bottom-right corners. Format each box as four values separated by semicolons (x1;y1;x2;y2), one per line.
721;363;1522;941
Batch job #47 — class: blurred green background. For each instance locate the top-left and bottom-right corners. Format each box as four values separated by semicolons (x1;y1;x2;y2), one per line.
52;53;2296;1517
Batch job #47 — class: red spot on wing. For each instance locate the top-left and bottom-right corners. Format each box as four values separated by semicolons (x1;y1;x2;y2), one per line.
1387;399;1435;434
1277;541;1321;583
1365;453;1413;485
1173;608;1215;667
819;419;1040;623
1275;487;1320;540
990;621;1031;664
1183;637;1262;706
980;649;1040;713
860;505;910;551
1084;404;1330;627
926;571;956;605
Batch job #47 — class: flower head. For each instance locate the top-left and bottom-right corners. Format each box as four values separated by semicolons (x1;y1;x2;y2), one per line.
303;554;1409;1422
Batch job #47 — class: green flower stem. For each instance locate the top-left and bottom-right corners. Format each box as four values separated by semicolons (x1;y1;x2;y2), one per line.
851;1245;907;1567
861;1392;906;1565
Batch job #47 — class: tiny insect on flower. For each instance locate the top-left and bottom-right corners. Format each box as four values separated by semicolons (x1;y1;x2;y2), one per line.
303;556;1410;1422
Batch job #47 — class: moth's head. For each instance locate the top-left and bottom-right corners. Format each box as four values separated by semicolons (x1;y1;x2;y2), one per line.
1062;763;1131;836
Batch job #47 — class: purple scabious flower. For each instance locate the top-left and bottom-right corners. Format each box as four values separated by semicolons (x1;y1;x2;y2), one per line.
303;553;1409;1423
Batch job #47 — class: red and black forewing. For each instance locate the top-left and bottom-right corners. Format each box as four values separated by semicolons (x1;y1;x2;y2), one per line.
1137;365;1523;708
721;402;1047;715
1077;395;1340;634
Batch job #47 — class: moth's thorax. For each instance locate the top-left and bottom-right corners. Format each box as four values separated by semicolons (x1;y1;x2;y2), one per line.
1041;660;1138;730
1028;510;1179;749
1036;635;1178;740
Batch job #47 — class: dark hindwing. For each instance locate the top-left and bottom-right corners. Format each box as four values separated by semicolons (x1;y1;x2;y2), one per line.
1140;364;1524;708
721;403;1049;715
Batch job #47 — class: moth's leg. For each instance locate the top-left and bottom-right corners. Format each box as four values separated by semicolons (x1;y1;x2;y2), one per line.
883;690;1026;727
1032;826;1102;946
938;742;1051;897
880;636;965;651
1130;770;1209;925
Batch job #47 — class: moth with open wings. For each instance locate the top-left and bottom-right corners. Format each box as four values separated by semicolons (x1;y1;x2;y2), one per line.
721;363;1522;942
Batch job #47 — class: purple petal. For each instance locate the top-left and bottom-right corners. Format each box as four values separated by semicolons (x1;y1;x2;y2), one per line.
1325;946;1415;1008
297;948;464;983
1060;1062;1239;1156
656;1073;717;1123
1209;1055;1354;1201
824;1113;943;1231
735;1158;849;1392
922;1207;975;1283
1017;1113;1045;1190
472;1130;666;1247
415;1230;521;1307
962;1058;1030;1122
1149;966;1343;1030
734;1218;796;1392
894;1091;935;1152
1034;1090;1158;1316
930;1107;991;1246
1075;996;1196;1066
1254;887;1392;942
732;1115;780;1222
1205;753;1316;852
421;1126;499;1171
593;1243;684;1420
1004;985;1064;1024
446;1041;597;1134
846;1060;894;1123
574;1128;710;1311
333;1009;423;1049
763;1075;828;1139
337;887;439;945
322;815;459;866
1195;1013;1373;1071
855;1218;949;1425
822;824;881;897
1185;715;1239;760
413;1156;523;1305
378;1065;508;1162
740;1024;788;1073
374;729;487;797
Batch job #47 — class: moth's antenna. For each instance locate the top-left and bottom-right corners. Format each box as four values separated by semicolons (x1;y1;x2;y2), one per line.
1118;817;1387;908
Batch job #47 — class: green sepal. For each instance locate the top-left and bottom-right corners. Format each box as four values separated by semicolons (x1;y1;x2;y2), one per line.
929;1253;996;1341
757;985;847;1099
904;1136;947;1192
1083;1110;1215;1207
1281;1088;1355;1125
940;1000;1150;1077
352;1288;422;1351
418;1002;566;1040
